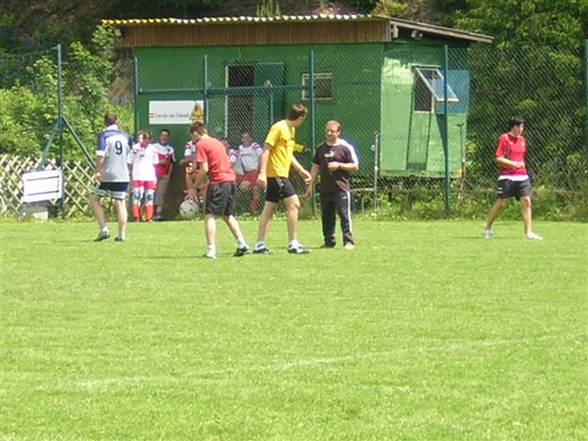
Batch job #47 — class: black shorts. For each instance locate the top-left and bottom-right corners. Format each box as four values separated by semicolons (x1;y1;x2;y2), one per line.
94;182;129;200
205;182;236;217
496;178;532;199
266;177;297;203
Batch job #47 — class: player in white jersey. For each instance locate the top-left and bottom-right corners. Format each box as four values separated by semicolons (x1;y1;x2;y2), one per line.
89;112;133;242
130;130;159;222
234;132;263;213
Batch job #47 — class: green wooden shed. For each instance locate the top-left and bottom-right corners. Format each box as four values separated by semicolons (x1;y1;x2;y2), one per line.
104;14;492;182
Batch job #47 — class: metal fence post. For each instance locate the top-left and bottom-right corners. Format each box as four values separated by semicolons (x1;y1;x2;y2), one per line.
373;130;379;211
203;55;209;124
309;49;316;215
133;56;139;137
443;44;450;217
56;44;66;218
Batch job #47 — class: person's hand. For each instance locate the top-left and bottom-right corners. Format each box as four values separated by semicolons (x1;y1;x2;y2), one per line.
304;184;313;200
515;161;525;169
298;169;312;183
327;161;340;172
94;172;102;184
185;188;197;201
257;173;267;189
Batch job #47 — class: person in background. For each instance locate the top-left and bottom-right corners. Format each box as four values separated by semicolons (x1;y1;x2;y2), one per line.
254;104;311;255
189;122;250;259
184;123;206;203
130;130;159;222
483;116;542;240
306;120;359;250
235;132;263;214
89;112;133;242
153;128;175;221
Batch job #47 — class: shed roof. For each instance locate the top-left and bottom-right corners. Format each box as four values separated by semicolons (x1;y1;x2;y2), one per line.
102;14;493;46
101;14;386;26
389;17;493;44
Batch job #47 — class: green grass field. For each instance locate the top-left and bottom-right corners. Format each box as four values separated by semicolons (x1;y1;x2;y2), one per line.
1;219;587;441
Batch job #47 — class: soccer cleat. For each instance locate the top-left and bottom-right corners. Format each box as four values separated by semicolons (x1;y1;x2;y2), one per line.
524;231;543;240
234;245;251;257
287;244;311;255
343;243;355;250
253;246;271;255
94;229;110;242
483;228;494;239
114;236;125;242
320;243;336;249
203;252;217;259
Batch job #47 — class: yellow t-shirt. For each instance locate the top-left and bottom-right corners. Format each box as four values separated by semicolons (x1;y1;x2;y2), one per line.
264;120;296;178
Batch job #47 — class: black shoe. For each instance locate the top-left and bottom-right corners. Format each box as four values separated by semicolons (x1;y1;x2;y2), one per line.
288;245;311;254
253;246;271;255
320;243;336;249
234;245;251;257
153;214;164;221
94;230;110;242
115;236;125;242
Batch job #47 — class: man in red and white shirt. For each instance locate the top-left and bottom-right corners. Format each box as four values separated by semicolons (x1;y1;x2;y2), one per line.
153;129;175;221
189;122;250;259
484;117;542;240
130;130;159;222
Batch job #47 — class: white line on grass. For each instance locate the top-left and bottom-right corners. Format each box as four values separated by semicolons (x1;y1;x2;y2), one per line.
30;332;587;392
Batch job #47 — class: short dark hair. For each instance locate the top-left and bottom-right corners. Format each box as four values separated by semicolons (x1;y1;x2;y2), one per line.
509;117;525;130
160;128;170;135
190;121;207;135
137;130;152;141
286;104;308;121
104;112;118;126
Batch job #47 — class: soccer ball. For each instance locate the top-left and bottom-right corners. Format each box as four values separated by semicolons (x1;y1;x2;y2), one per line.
179;199;199;220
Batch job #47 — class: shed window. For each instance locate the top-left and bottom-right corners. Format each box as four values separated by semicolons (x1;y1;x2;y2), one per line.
301;72;333;100
414;67;458;112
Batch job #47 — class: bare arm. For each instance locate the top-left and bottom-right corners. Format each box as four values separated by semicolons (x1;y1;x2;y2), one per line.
193;162;208;190
256;145;271;188
304;163;320;198
291;155;311;182
496;156;524;169
94;155;105;183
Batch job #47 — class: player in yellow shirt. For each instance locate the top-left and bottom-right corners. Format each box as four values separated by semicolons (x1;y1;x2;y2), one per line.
254;104;311;254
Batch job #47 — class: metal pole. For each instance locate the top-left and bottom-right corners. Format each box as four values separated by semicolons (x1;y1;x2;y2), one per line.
133;56;139;137
57;44;65;218
268;82;274;125
309;50;316;215
443;44;450;217
373;130;379;211
203;55;209;125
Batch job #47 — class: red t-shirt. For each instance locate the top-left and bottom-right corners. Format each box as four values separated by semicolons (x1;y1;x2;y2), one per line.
196;137;236;184
495;133;527;177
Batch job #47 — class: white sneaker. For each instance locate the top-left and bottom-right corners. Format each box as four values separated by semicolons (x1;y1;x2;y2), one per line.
203;251;217;259
483;228;494;239
524;232;543;240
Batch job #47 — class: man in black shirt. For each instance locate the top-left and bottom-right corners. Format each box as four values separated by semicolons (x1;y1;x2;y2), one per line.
305;121;359;249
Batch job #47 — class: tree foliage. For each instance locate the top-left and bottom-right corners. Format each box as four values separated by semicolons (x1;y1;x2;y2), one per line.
0;26;132;162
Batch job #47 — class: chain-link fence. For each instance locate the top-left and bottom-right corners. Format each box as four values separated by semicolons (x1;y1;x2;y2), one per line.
1;41;586;220
0;42;134;217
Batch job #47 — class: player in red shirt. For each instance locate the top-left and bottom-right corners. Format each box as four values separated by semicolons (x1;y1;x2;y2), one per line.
484;117;542;240
189;122;251;259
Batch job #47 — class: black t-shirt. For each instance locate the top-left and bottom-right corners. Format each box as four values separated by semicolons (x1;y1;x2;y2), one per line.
312;139;358;193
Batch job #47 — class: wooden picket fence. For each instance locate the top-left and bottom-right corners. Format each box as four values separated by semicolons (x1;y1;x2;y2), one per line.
0;154;95;218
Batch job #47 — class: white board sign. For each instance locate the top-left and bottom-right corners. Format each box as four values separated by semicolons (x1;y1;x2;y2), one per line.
148;100;204;125
22;169;63;203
